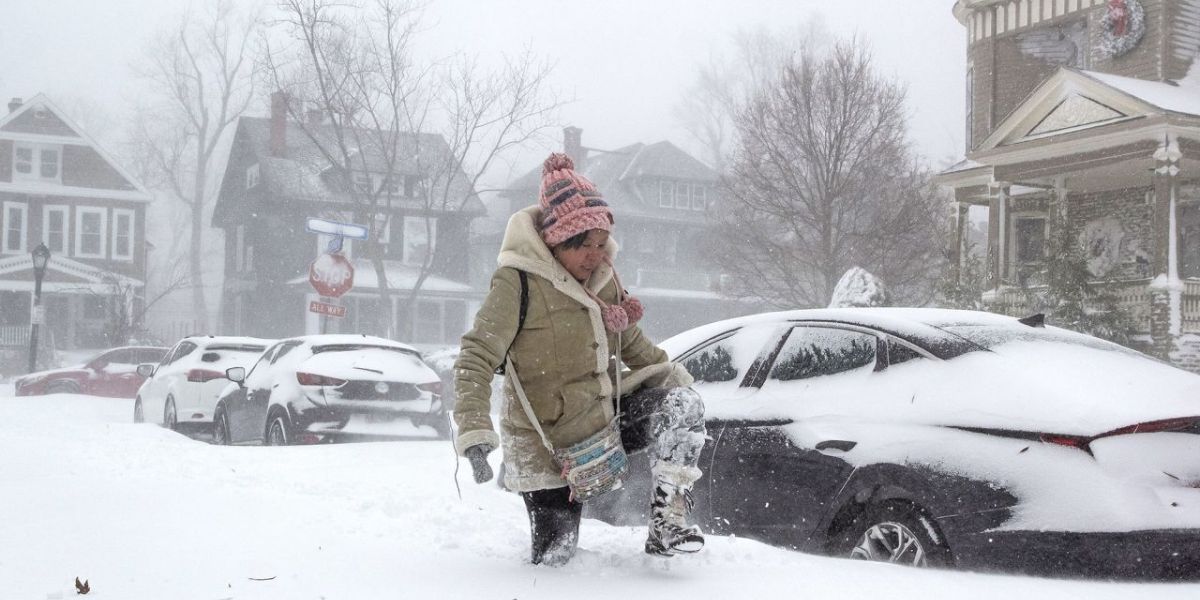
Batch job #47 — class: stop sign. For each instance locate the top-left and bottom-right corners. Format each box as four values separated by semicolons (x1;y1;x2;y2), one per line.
309;253;355;298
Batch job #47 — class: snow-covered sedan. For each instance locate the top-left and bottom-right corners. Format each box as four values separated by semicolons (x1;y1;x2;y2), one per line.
14;346;168;398
587;308;1200;579
133;336;273;433
214;335;447;445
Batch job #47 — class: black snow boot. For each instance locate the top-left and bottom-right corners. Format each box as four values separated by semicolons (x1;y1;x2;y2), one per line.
522;487;582;566
645;464;705;556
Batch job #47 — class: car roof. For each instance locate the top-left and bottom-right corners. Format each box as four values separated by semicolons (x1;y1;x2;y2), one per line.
660;308;1034;360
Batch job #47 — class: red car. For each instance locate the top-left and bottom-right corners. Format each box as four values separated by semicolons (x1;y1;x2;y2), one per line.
14;346;169;398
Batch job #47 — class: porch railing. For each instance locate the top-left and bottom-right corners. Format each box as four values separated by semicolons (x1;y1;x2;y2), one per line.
988;279;1200;334
0;325;30;347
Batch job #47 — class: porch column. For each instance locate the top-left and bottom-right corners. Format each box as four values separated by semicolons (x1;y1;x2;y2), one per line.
986;186;1009;292
1149;134;1183;359
1047;177;1068;247
950;201;969;283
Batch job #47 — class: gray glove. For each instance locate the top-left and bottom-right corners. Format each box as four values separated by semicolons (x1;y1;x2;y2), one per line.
464;444;494;484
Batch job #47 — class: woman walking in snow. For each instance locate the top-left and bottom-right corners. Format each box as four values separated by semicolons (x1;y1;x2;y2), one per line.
453;153;707;566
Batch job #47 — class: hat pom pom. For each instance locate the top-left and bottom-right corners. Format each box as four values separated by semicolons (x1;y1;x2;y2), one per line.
620;296;644;325
602;304;629;333
543;152;574;175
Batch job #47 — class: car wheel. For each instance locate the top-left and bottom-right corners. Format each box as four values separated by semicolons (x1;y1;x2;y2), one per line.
133;398;145;423
47;379;80;394
266;411;290;446
163;397;178;431
212;408;231;446
837;500;951;568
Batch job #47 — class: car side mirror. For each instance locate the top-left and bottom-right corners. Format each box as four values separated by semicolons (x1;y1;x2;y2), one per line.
226;366;246;385
136;364;155;378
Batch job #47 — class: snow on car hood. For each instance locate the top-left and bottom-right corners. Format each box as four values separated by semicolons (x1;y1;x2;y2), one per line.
300;348;437;384
714;340;1200;437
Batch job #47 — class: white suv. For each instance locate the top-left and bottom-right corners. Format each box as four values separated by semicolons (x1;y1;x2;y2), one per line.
134;336;274;433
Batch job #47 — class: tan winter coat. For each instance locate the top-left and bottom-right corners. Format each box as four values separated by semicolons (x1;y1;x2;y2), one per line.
454;206;693;492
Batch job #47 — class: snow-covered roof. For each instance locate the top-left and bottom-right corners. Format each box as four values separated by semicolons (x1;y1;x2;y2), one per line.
231;117;484;215
1080;70;1200;117
503;139;717;222
285;260;473;294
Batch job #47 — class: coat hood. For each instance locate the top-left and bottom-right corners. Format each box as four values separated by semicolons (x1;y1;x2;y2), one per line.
497;205;618;296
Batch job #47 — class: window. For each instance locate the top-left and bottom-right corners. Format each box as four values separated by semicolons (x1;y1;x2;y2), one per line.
692;185;707;211
378;174;400;196
353;172;373;194
887;339;923;367
40;148;59;179
75;207;107;258
3;201;27;254
14;147;32;176
1014;217;1046;265
245;164;260;189
767;327;878;382
12;143;61;182
376;214;391;245
415;299;443;343
678;328;767;386
675;182;691;209
402;216;436;266
404;175;420;198
112;209;134;261
658;181;674;208
43;205;68;254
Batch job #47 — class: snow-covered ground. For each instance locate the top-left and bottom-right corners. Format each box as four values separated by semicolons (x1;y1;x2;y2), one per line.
3;388;1199;599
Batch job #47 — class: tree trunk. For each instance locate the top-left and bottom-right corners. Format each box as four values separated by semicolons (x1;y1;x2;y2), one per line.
190;165;209;332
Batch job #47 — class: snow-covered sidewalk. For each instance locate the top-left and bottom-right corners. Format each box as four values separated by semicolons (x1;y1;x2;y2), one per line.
1;391;1197;599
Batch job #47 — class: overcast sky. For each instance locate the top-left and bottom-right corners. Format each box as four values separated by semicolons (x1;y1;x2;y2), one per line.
0;0;966;183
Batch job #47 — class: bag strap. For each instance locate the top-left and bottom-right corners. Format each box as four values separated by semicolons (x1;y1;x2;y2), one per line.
507;355;556;454
494;270;529;376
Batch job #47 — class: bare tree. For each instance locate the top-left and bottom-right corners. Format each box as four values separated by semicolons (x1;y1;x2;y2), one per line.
712;38;944;308
675;20;830;174
133;0;259;332
262;0;559;337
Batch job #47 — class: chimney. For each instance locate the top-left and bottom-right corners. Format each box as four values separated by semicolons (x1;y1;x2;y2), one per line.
8;98;22;114
563;126;585;170
270;91;288;158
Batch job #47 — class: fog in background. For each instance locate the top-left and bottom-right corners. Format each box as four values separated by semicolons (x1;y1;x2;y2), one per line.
1;0;966;182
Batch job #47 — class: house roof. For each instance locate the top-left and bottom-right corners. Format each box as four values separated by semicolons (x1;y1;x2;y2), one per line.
503;139;718;222
1080;70;1200;117
234;116;484;214
0;253;143;294
0;94;153;203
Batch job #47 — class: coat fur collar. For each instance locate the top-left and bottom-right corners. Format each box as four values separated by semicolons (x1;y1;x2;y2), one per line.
497;205;618;417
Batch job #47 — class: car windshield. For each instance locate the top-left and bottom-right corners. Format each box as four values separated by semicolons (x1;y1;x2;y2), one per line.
940;325;1146;359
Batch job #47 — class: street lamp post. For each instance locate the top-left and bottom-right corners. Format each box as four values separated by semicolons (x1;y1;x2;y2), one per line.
28;243;50;373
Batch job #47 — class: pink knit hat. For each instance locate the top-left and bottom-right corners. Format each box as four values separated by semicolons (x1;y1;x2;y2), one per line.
538;153;613;246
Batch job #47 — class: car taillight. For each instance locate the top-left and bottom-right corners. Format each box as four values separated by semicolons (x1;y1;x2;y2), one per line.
417;381;442;396
296;372;347;387
187;369;225;383
1100;417;1200;437
1039;433;1091;451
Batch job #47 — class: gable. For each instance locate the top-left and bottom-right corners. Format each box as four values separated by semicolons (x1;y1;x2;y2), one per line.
1026;94;1126;137
979;68;1156;151
0;102;81;138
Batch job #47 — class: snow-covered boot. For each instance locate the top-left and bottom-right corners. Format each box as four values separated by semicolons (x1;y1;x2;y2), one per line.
523;487;582;566
645;464;704;556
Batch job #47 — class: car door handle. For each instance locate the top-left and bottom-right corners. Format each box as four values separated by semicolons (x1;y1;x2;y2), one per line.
815;439;857;453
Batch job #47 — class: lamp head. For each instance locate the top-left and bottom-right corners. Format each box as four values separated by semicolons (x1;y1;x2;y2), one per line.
31;242;50;271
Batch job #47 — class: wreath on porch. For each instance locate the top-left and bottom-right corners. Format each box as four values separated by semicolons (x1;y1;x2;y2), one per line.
1099;0;1145;58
